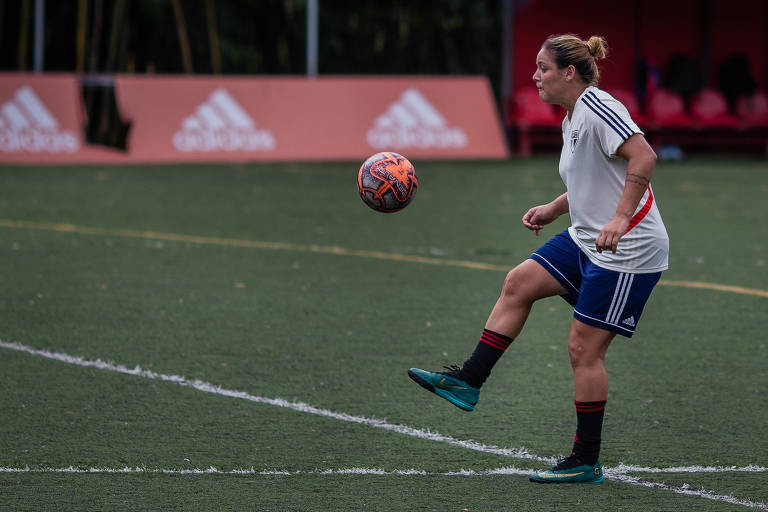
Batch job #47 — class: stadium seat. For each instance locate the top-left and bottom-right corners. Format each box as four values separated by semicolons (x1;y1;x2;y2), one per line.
607;88;647;127
513;89;560;126
689;88;738;128
736;90;768;127
646;88;693;128
512;89;562;156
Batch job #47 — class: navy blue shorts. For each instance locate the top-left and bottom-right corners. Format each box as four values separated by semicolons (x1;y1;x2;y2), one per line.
530;230;661;337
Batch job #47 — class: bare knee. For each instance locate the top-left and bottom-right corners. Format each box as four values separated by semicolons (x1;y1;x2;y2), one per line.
568;322;612;369
499;266;534;305
568;339;595;368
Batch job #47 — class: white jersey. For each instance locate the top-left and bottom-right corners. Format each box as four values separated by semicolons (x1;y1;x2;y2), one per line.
559;86;669;273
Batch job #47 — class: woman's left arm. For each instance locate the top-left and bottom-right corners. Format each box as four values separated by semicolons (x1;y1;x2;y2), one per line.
595;133;658;254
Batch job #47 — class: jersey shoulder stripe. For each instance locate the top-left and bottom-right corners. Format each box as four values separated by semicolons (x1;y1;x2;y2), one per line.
585;91;635;136
581;92;633;140
585;91;635;134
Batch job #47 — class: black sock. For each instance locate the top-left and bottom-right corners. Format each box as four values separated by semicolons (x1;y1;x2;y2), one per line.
458;329;514;388
571;400;607;465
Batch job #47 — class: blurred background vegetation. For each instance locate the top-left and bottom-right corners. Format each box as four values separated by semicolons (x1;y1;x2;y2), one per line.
1;1;506;148
0;0;503;95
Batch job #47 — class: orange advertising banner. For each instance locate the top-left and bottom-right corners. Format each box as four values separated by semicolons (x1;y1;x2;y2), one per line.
0;73;127;164
115;75;508;162
1;74;508;164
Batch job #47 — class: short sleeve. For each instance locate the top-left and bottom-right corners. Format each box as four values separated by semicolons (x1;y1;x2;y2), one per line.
581;90;642;158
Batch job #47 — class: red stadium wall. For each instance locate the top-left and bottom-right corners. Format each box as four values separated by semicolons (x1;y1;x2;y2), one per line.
507;0;768;156
709;0;767;89
512;0;637;92
510;0;768;98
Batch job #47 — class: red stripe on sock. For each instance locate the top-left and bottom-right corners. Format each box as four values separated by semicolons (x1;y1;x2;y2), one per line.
481;330;512;351
484;331;511;347
575;401;606;412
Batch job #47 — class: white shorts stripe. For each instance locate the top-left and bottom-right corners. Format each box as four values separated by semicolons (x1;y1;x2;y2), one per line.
576;310;634;334
530;252;579;294
610;273;634;324
605;273;627;323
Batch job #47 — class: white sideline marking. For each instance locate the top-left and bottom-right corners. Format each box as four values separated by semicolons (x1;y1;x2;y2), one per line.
608;464;768;474
1;340;767;510
0;340;550;463
609;473;768;511
0;465;533;477
1;466;766;510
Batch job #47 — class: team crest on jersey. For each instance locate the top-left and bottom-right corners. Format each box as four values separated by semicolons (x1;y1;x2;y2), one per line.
570;129;580;152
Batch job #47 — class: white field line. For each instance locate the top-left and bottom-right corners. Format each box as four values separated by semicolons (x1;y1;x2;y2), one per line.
0;339;550;464
609;473;768;511
2;466;766;511
607;464;768;474
0;465;533;477
2;340;767;510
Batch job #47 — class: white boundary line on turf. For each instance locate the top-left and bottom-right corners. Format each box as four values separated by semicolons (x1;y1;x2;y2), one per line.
2;466;767;510
1;340;766;511
0;466;536;477
0;339;550;464
609;473;768;511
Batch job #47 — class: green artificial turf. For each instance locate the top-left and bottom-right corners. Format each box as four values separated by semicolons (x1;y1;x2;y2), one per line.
0;157;766;511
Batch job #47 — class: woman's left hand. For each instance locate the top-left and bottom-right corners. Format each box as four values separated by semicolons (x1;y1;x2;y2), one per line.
596;215;630;253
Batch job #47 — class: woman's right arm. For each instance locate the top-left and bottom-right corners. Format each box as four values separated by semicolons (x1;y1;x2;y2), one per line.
522;192;569;236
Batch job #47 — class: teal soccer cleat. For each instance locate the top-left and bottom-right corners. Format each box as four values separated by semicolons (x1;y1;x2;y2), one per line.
529;455;603;484
407;366;480;412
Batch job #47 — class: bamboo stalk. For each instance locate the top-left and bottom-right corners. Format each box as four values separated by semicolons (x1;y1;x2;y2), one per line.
0;0;6;56
170;0;193;73
18;0;31;70
104;0;125;71
88;0;102;73
205;0;220;74
76;0;88;72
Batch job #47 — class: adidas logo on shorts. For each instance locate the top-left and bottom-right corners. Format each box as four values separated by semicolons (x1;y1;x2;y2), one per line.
621;316;636;327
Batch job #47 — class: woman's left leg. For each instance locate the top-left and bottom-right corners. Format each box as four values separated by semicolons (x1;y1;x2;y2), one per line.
567;319;615;467
568;318;615;402
530;319;615;483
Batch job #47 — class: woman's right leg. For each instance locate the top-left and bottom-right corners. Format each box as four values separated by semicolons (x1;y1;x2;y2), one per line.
485;258;568;337
407;257;568;411
447;258;569;388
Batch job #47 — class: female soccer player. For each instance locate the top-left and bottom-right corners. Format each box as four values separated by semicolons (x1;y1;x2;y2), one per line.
408;34;669;484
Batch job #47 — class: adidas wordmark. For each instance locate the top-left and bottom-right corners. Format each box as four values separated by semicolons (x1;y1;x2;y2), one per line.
367;88;467;149
173;89;275;152
0;86;79;153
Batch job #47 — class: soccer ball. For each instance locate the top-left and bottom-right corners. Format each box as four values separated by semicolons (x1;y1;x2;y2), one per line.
357;152;418;213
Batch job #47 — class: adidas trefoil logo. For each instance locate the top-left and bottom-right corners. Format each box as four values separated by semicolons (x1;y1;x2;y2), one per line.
621;316;636;327
0;86;79;153
367;88;467;149
173;88;275;152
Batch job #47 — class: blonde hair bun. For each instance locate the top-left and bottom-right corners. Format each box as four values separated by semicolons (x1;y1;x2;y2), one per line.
586;36;608;60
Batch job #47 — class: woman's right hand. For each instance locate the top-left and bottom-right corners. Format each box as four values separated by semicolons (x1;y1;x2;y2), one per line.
522;202;561;236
